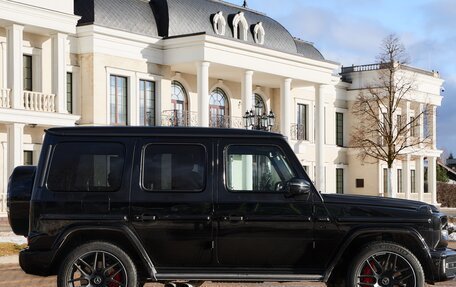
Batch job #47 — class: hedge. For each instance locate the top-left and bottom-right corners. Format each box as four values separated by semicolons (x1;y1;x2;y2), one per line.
437;182;456;207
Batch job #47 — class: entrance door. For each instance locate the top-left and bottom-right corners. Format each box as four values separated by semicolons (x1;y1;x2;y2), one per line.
215;139;316;271
130;138;214;269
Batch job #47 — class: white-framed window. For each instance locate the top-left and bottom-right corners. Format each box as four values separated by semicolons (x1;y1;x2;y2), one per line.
233;12;248;41
139;79;156;126
110;75;128;126
253;22;265;45
213;11;226;36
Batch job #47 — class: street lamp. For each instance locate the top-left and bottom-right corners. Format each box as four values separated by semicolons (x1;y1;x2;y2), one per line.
243;106;275;131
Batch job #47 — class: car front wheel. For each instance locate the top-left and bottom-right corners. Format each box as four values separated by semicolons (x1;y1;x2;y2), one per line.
347;241;424;287
57;241;139;287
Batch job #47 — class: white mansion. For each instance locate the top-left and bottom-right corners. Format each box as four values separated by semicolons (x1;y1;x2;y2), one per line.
0;0;443;214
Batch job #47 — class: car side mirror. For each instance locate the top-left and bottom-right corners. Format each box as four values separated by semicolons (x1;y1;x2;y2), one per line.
285;178;311;198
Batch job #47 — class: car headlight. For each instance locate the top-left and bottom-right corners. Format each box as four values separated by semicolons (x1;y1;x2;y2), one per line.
442;229;449;241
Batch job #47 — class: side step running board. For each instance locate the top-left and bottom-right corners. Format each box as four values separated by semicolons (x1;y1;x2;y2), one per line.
155;273;324;282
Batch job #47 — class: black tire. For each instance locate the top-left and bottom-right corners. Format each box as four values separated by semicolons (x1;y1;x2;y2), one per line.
347;241;424;287
57;241;139;287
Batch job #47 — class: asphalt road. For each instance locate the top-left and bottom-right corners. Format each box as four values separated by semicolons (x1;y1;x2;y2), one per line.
0;263;455;287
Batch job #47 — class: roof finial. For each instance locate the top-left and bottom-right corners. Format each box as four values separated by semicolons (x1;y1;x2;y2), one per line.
243;0;248;8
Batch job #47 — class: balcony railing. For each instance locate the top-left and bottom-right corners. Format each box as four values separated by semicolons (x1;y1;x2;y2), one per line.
290;123;308;141
23;91;56;112
0;89;11;108
209;115;244;129
161;110;198;127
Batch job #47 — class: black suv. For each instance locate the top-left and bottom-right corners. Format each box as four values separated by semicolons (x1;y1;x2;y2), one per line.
7;127;456;287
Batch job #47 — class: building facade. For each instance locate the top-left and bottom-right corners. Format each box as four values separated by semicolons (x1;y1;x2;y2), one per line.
0;0;443;214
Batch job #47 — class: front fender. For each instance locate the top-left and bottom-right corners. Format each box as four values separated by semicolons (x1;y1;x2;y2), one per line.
323;227;434;283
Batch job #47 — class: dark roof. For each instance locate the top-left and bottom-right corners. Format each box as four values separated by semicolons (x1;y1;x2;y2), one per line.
74;0;159;37
73;0;325;61
46;126;284;138
166;0;297;54
294;38;325;60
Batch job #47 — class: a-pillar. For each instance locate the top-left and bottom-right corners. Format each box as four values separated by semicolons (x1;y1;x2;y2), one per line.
416;156;425;202
7;123;24;177
6;24;24;109
428;156;438;204
315;85;326;192
52;33;68;113
280;78;292;138
241;70;253;117
197;61;210;127
1;42;6;89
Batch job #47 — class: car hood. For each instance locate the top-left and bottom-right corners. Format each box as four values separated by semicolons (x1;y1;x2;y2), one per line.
321;193;438;212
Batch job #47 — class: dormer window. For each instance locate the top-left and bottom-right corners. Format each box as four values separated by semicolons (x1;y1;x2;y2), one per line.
213;11;226;36
253;22;265;45
233;12;248;41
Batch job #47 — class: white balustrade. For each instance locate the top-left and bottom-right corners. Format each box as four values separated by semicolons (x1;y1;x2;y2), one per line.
0;89;11;108
23;91;56;112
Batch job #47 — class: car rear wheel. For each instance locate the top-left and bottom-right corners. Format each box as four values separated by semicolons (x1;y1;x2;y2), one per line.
348;241;424;287
57;241;139;287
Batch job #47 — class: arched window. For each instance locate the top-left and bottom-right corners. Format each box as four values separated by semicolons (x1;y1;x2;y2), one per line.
170;81;188;126
253;22;265;45
233;12;248;41
210;88;229;128
213;11;226;36
253;93;266;115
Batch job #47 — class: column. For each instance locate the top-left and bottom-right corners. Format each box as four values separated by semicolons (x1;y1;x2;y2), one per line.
6;24;24;109
431;106;437;150
316;85;325;192
241;70;253;115
1;42;7;89
7;123;24;177
405;101;411;146
403;155;411;200
197;61;210;127
52;33;68;113
418;103;424;145
416;156;424;202
280;78;292;138
428;156;437;204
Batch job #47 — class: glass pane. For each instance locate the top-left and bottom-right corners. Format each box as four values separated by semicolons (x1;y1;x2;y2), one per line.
143;145;206;192
47;143;125;192
226;145;296;192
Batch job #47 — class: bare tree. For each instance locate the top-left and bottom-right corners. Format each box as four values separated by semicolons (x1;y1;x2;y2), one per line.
350;34;431;197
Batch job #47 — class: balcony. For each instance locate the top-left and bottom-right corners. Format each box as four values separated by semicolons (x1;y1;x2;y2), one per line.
209;115;243;129
23;91;56;112
290;123;308;141
161;110;198;127
0;89;11;108
0;89;56;112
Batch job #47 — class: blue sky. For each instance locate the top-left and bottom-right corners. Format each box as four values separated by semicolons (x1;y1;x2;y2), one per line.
226;0;456;158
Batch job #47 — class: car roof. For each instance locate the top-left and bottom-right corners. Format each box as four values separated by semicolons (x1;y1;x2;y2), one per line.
46;126;285;139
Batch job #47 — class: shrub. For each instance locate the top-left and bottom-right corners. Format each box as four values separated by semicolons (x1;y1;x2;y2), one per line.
437;182;456;207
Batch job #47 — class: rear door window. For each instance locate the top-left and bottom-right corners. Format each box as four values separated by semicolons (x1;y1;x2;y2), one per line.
47;142;125;192
142;144;206;192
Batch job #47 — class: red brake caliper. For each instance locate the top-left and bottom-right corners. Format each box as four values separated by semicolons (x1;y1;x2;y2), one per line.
107;270;123;287
360;261;375;287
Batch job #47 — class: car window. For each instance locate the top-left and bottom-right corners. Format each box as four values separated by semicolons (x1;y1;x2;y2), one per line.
47;142;125;192
226;145;296;192
142;144;206;192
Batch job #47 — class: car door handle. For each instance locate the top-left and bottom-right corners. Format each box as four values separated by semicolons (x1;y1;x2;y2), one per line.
315;217;331;222
133;214;157;222
224;215;244;222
